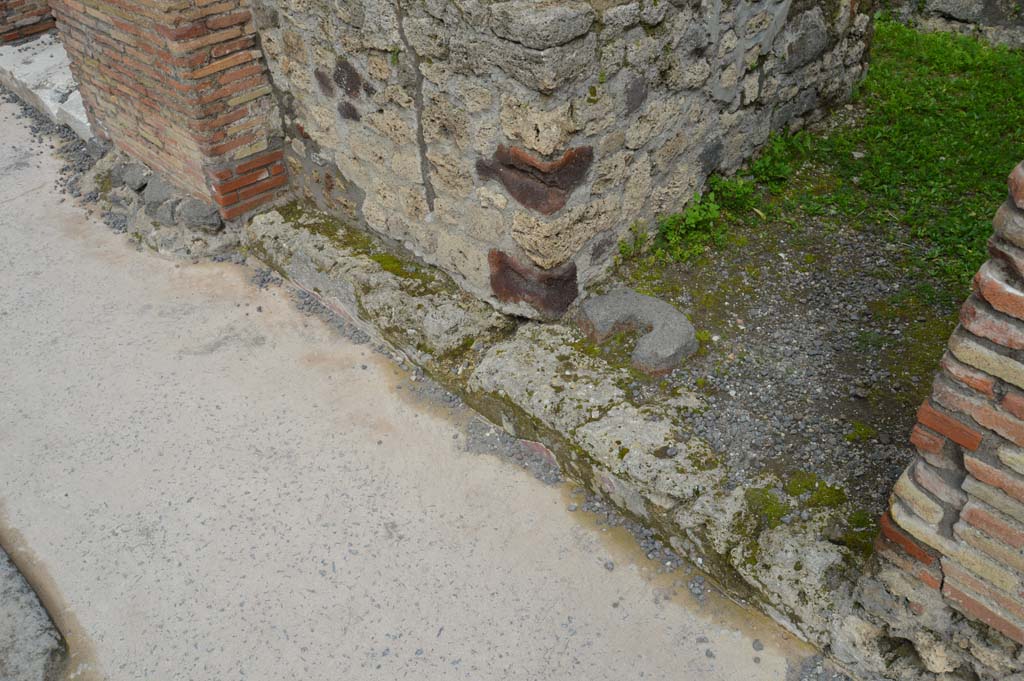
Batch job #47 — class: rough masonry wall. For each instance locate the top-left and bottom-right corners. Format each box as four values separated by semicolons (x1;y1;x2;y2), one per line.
253;0;872;318
51;0;288;220
842;163;1024;679
894;0;1024;48
0;0;55;43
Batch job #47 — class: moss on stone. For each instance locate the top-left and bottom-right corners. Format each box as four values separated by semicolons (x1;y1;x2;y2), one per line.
784;470;819;496
807;482;847;508
368;252;435;285
745;488;791;528
96;169;112;196
686;444;722;471
845;420;878;443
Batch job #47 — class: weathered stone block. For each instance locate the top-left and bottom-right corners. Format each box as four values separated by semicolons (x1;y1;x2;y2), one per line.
255;0;873;318
578;288;698;376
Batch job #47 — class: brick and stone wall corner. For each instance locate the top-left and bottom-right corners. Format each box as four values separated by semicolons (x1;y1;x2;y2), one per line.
0;0;55;43
50;0;289;222
879;159;1024;648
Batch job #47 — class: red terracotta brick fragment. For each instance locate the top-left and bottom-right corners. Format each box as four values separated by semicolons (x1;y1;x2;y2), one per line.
944;580;1024;644
916;401;984;451
965;454;1024;504
943;559;1024;625
1010;161;1024;211
874;535;942;590
910;423;946;455
976;260;1024;323
962;500;1024;549
487;250;578;320
932;378;1024;447
961;294;1024;351
940;352;997;399
1003;390;1024;420
879;511;938;566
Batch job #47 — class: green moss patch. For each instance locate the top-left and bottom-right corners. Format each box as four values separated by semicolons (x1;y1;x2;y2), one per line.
745;488;791;529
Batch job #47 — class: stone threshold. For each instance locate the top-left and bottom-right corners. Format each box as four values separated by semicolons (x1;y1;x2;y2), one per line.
0;31;92;142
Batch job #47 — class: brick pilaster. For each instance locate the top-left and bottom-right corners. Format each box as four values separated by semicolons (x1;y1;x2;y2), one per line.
881;160;1024;645
50;0;288;220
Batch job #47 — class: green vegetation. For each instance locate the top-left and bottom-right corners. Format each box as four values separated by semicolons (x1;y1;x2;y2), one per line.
839;510;880;559
745;488;791;529
761;20;1024;300
615;19;1024;423
784;471;848;508
623;19;1024;303
278;200;435;284
845;420;879;443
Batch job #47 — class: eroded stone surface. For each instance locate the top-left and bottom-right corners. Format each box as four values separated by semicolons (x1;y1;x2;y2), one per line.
247;202;895;680
578;288;698;376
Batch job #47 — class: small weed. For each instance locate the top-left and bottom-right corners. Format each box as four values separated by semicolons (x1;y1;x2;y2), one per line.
654;191;724;262
617;222;649;262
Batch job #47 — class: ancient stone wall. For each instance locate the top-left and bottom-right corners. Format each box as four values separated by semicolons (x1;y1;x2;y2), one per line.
51;0;288;220
0;0;55;43
892;0;1024;48
252;0;873;318
838;162;1024;678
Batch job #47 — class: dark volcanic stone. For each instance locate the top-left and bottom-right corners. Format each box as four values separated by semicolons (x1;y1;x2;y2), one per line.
178;197;224;233
338;101;361;121
314;67;336;97
332;58;363;98
625;75;648;115
578;288;698;376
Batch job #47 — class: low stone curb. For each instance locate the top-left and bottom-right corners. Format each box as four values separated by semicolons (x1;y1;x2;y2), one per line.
244;206;871;656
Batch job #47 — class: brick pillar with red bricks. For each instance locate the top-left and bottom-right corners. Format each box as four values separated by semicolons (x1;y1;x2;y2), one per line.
50;0;288;221
878;160;1024;648
0;0;56;43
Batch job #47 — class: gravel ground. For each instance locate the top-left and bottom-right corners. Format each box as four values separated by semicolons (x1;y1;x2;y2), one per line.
617;179;940;519
0;548;64;681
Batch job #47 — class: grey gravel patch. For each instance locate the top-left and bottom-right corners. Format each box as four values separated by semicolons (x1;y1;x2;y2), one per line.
788;654;851;681
251;268;282;290
290;289;371;345
0;548;65;681
101;211;128;234
580;494;687;575
462;417;563;485
626;196;929;517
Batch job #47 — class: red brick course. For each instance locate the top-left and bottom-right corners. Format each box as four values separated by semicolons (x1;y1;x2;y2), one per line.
885;162;1024;646
51;0;289;220
0;0;55;42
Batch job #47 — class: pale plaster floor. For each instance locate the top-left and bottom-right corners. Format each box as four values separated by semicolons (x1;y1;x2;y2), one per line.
0;100;816;680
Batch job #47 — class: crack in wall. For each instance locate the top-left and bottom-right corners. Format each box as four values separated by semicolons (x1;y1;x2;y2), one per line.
394;0;436;213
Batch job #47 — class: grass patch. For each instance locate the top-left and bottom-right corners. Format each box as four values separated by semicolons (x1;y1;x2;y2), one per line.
772;19;1024;300
621;19;1024;302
